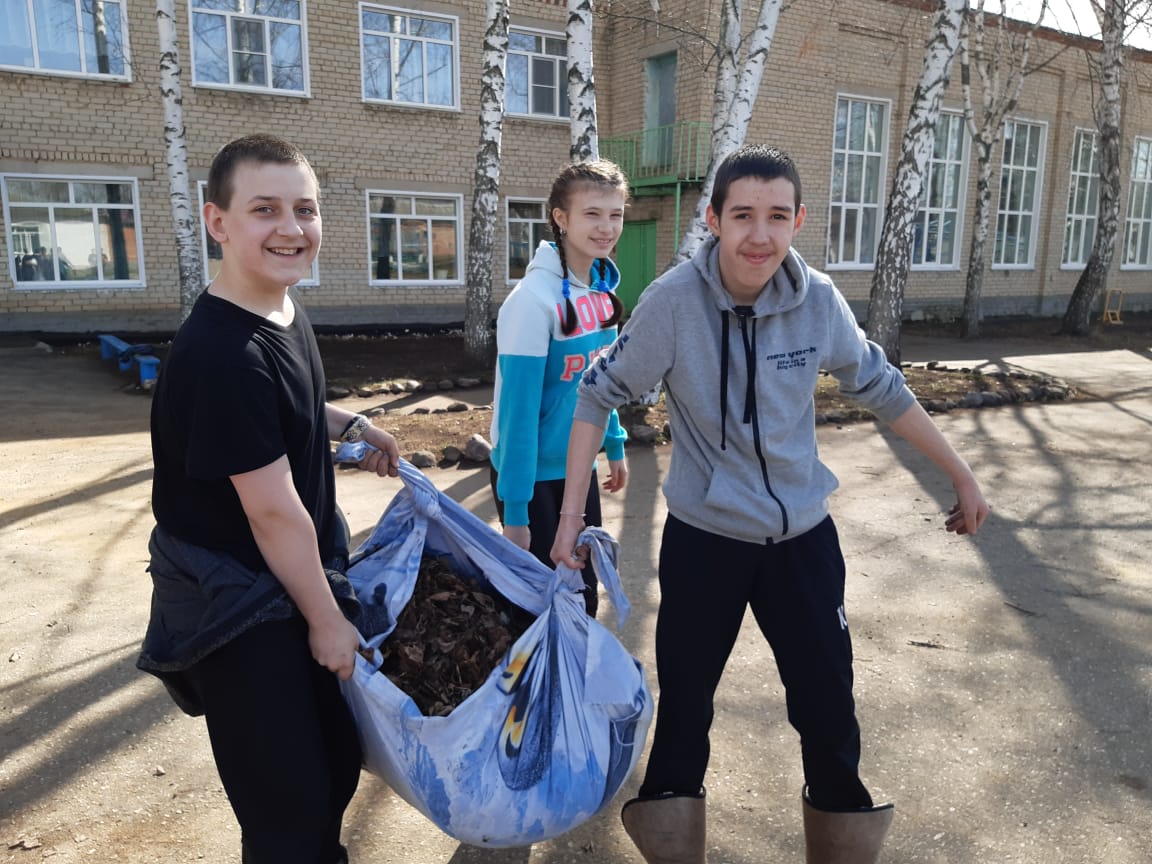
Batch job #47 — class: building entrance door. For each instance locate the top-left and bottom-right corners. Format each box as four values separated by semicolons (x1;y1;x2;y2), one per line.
615;220;658;312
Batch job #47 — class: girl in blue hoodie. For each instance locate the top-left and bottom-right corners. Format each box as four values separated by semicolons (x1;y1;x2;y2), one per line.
489;160;630;613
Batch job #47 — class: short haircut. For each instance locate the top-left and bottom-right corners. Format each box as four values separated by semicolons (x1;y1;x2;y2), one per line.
710;145;802;215
205;134;316;210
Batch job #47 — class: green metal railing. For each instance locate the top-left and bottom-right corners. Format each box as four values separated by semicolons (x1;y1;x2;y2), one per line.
601;121;711;187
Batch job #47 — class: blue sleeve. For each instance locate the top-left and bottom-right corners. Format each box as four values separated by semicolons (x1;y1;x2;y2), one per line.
494;353;547;526
601;409;627;461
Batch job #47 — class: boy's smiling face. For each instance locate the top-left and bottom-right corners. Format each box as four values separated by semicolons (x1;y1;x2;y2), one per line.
204;160;320;295
706;176;805;304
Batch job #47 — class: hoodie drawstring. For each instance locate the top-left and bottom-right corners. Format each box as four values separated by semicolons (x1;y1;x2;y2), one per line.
722;306;790;537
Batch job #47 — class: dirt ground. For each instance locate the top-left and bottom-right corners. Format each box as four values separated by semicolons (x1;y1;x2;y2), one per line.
2;317;1150;863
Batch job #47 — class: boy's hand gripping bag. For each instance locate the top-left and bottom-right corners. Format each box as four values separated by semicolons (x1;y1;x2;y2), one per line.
336;455;653;848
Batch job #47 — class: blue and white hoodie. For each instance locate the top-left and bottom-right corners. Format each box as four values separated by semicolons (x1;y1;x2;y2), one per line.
490;241;627;526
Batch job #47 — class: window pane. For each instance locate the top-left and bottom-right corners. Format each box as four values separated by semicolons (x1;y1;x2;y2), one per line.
506;53;528;113
394;38;424;103
860;209;877;263
830;154;844;197
7;179;69;203
362;34;391;100
843;209;858;261
545;37;565;56
559;60;569;115
414;197;456;217
270;21;303;90
34;0;81;72
194;0;237;11
252;0;300;18
827;207;842;264
413;18;452;41
72;181;134;204
98;207;138;280
399;219;427;279
426;42;453;106
362;10;399;33
834;101;847;150
370;194;411;215
193;12;230;83
54;207;96;279
83;0;126;75
10;207;51;281
0;0;35;67
233;18;267;86
940;214;955;262
370;219;395;279
509;31;536;52
848;102;865;150
431;221;456;279
845;155;862;203
863;155;880;203
508;221;531;279
508;200;543;219
531;57;555;115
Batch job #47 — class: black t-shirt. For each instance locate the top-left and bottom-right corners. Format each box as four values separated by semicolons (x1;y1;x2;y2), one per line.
150;291;339;571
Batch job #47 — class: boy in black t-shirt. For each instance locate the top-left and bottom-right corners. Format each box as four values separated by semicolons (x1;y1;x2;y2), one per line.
139;134;400;864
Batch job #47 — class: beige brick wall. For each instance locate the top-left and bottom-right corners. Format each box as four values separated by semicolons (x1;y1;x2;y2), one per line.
2;0;1150;333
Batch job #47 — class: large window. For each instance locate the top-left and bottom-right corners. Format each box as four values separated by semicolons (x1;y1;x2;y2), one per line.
912;111;968;269
506;198;548;282
993;119;1046;268
1062;128;1100;267
196;181;317;286
827;96;889;268
0;0;128;78
360;5;457;108
367;191;461;283
2;175;144;288
190;0;307;93
507;27;567;119
1122;136;1152;269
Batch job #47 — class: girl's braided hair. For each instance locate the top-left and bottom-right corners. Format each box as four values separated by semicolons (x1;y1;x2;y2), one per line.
548;159;629;336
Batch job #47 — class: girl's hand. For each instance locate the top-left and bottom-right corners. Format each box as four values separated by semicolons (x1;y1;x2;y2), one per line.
503;524;531;551
550;516;587;570
603;458;628;493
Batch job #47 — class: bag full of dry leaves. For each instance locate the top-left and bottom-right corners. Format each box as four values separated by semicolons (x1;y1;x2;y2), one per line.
336;456;653;848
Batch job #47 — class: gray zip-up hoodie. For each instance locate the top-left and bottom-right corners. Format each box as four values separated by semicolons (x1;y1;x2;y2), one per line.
574;238;916;544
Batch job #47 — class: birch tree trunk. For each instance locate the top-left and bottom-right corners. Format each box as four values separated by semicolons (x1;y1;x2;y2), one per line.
568;0;599;161
463;0;510;364
865;0;967;364
672;0;782;264
1061;0;1126;335
156;0;203;323
958;0;1043;338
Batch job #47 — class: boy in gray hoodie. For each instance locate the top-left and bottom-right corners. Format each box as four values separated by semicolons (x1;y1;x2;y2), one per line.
551;145;989;864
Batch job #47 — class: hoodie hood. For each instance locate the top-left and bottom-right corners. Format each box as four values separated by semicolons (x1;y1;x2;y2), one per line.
690;236;809;317
524;240;622;294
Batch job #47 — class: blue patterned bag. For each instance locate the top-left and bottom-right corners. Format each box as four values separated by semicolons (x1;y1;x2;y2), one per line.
336;454;652;847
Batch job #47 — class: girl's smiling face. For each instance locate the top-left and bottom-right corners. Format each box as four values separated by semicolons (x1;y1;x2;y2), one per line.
552;182;627;284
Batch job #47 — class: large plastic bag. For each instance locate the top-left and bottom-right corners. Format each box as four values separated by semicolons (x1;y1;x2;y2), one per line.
337;455;653;847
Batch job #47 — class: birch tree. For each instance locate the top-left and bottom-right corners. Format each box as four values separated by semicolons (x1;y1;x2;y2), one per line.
463;0;510;363
672;0;782;263
864;0;967;363
958;1;1046;338
568;0;599;160
1060;0;1130;335
156;0;203;322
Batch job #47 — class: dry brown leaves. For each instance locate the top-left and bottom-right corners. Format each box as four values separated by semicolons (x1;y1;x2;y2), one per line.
377;556;536;717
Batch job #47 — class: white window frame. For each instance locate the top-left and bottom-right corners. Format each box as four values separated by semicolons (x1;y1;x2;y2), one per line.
0;0;131;80
1121;136;1152;270
1;173;146;289
505;197;549;284
992;118;1047;270
359;3;459;110
188;0;310;95
506;26;567;121
826;94;890;270
366;190;463;285
911;110;969;271
195;181;318;287
1061;128;1100;269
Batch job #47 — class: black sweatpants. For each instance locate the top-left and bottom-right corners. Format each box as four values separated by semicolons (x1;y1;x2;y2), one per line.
489;467;602;615
639;513;873;811
184;617;362;864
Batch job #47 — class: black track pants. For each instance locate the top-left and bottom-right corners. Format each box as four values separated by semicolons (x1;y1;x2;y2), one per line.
489;467;603;615
639;514;873;810
184;617;362;864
